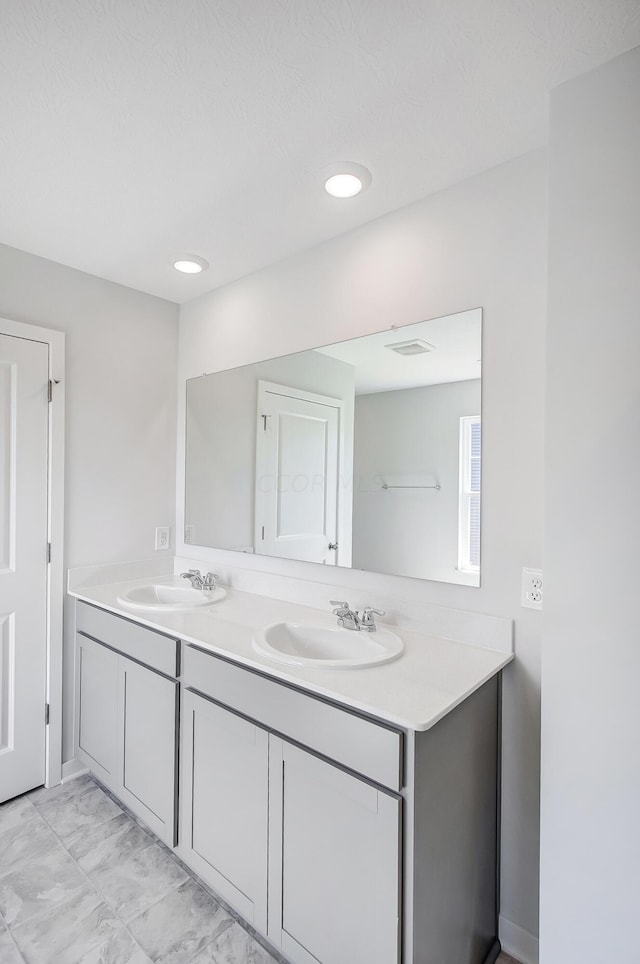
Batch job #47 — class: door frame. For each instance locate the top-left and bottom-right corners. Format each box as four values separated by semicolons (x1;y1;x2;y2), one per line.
254;380;346;565
0;316;65;789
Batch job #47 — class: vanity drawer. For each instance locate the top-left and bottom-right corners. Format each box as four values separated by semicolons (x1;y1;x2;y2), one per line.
183;644;403;791
76;602;179;678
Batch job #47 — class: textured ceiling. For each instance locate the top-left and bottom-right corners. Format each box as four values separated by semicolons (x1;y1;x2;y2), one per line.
1;0;639;303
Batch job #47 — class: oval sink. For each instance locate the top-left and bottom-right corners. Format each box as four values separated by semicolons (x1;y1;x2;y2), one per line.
117;581;226;613
253;621;404;669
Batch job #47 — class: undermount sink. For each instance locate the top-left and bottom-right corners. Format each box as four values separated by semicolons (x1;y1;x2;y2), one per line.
117;581;226;612
253;621;404;669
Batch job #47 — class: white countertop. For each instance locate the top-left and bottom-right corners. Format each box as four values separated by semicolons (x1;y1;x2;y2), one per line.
69;575;513;732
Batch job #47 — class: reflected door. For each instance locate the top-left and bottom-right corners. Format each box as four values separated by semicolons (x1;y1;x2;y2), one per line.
0;333;49;802
255;381;341;564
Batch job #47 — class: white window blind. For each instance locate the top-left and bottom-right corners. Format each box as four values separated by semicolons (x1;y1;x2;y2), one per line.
458;416;481;572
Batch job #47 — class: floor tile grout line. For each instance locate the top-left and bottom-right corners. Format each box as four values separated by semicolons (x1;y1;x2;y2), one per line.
7;880;90;938
34;787;190;960
5;822;151;962
36;798;124;845
0;809;42;843
58;810;190;928
92;778;286;962
34;811;173;960
6;777;283;963
1;781;128;953
98;783;287;963
75;839;188;928
62;810;142;854
179;918;236;964
28;776;96;813
0;806;95;935
2;920;27;963
166;850;287;964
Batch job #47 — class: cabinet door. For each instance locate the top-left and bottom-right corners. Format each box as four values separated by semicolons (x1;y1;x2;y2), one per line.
180;690;269;933
76;634;119;790
117;656;178;846
269;739;401;964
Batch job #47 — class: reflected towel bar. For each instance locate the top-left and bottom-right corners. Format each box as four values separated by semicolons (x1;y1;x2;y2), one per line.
381;483;441;490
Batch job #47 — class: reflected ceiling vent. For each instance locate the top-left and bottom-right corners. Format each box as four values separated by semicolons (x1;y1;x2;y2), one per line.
385;339;436;356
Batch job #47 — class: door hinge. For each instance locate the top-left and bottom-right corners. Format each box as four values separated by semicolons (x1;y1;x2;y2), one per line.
48;380;53;402
261;526;265;541
47;542;51;563
260;414;271;432
45;704;50;725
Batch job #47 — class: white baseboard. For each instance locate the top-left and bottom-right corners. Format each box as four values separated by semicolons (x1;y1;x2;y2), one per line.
499;915;539;964
61;759;89;783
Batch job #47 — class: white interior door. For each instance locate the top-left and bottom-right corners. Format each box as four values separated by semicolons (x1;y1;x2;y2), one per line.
0;333;49;802
255;381;341;565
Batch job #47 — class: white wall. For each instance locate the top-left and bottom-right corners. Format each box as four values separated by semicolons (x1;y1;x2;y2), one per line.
0;243;179;763
178;149;547;952
352;379;481;583
540;47;640;962
186;349;355;553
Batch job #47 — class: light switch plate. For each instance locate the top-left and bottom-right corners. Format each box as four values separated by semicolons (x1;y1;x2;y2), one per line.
155;526;170;551
521;568;543;610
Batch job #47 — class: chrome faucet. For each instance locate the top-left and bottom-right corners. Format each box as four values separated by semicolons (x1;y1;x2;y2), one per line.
181;569;217;591
360;606;385;632
330;601;385;632
331;600;361;631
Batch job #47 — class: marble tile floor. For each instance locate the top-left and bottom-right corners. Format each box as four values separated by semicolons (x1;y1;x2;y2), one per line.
0;774;524;964
0;775;282;964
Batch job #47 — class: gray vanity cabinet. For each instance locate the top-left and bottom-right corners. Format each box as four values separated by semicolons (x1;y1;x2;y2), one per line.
180;643;402;964
77;632;119;786
268;738;401;964
179;689;269;933
74;603;499;964
117;656;178;843
179;643;499;964
75;602;179;847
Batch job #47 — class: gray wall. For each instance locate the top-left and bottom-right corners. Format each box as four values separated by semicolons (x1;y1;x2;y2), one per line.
352;379;481;583
178;149;547;952
541;46;640;962
0;243;179;762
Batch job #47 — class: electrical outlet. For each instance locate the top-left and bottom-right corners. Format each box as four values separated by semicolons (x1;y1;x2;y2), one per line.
155;526;170;551
184;525;194;545
521;568;543;610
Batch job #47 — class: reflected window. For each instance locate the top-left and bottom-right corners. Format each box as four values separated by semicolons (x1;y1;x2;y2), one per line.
458;416;481;572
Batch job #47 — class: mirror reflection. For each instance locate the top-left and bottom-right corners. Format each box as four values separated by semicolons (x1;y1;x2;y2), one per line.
185;308;482;586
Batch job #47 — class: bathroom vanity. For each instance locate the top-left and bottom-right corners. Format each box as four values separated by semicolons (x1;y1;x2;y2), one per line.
70;574;511;964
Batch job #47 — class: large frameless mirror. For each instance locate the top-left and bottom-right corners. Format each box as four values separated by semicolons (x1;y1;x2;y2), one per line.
185;308;482;586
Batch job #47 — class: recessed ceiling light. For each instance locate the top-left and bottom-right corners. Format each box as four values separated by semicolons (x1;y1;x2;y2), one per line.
322;162;372;199
173;255;209;274
325;173;363;198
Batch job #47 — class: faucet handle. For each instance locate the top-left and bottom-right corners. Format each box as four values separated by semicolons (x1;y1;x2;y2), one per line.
361;606;385;631
330;599;350;614
202;571;218;590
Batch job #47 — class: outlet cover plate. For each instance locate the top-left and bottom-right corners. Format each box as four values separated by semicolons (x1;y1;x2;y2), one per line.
521;568;543;610
155;526;170;551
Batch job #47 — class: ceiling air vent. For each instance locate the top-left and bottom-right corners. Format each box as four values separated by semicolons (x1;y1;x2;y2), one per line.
385;339;436;356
